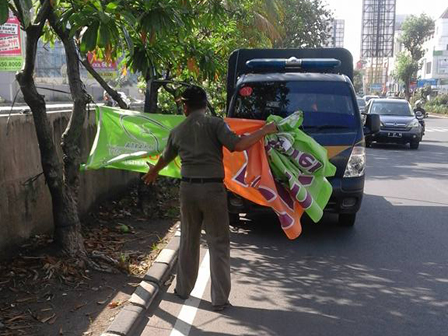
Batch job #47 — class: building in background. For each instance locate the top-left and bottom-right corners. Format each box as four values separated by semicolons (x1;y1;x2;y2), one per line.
327;19;345;48
418;7;448;93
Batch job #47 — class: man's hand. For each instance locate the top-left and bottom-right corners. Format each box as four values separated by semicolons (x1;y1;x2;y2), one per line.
142;162;158;185
234;122;278;152
262;122;278;135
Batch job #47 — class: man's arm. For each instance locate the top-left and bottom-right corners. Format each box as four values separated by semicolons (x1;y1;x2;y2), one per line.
142;156;169;185
234;122;277;152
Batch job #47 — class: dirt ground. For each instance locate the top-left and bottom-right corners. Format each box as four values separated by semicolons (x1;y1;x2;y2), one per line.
0;179;180;336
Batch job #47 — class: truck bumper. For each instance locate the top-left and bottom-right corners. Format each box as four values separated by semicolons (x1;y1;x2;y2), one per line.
227;175;365;215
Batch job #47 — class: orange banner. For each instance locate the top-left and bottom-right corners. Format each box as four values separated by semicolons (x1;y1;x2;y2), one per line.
223;118;304;239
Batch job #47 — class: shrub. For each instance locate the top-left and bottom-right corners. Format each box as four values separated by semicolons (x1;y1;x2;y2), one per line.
427;93;448;107
427;104;448;114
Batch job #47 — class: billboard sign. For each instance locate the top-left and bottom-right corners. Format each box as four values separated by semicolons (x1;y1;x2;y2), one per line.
417;79;437;88
0;12;23;71
361;0;397;58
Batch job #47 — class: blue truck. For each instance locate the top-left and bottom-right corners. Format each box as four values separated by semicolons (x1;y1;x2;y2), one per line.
225;48;380;226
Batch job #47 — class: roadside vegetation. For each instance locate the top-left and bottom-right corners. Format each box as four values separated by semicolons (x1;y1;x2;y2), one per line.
392;14;435;101
426;94;448;115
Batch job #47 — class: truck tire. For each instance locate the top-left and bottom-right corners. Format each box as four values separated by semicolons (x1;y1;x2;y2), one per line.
410;141;419;149
338;213;356;227
229;213;240;224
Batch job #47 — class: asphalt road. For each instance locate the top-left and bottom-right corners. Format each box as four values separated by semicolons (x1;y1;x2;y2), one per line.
133;115;448;336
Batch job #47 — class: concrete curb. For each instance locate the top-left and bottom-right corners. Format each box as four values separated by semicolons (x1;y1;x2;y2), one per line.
101;223;181;336
429;113;448;119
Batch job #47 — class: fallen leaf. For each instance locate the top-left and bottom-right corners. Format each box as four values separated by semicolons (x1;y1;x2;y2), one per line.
6;315;27;323
108;301;122;308
71;303;87;312
16;296;36;303
40;313;56;323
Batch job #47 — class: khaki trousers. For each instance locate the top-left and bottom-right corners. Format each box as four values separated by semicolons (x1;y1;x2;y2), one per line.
175;182;231;306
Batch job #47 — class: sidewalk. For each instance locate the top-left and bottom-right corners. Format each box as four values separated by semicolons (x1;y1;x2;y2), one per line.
103;216;328;336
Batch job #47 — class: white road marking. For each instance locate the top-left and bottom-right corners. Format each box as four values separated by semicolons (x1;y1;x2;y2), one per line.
170;251;210;336
426;127;448;132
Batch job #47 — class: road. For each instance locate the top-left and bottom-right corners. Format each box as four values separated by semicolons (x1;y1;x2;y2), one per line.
132;115;448;336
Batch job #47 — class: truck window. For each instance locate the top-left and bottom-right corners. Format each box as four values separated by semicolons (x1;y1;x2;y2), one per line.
234;81;355;120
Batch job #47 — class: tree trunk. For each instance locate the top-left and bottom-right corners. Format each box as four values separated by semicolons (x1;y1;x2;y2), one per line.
405;79;411;101
144;78;161;113
15;3;85;256
48;7;90;255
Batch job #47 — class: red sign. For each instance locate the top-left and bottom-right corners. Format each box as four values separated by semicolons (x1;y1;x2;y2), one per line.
0;13;21;57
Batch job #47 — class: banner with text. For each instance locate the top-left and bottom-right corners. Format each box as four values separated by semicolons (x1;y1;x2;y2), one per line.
82;107;336;239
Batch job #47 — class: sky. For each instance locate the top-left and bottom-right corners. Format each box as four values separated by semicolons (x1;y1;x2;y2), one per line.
322;0;448;61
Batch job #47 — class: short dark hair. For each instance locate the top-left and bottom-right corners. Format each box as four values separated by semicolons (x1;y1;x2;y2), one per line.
180;86;207;110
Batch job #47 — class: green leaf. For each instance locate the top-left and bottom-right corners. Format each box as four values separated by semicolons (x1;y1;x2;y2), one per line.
122;27;134;56
0;1;8;25
81;21;99;53
98;23;110;48
105;2;118;11
18;0;32;28
98;11;110;24
121;11;137;26
21;0;33;11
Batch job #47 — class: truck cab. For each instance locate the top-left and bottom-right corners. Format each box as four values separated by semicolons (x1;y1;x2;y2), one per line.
225;48;380;226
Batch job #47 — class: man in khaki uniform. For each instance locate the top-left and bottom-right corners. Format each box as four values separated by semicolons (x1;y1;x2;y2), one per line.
143;86;277;311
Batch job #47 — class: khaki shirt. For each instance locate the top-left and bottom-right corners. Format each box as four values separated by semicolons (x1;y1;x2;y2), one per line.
162;112;240;178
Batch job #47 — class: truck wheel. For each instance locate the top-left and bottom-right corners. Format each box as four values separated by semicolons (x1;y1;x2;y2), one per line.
229;213;240;224
410;141;419;149
338;213;356;227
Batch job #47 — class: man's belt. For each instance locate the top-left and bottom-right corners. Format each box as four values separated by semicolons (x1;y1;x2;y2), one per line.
181;177;223;184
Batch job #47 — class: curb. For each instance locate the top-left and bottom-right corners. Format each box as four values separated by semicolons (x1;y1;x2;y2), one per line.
429;113;448;119
101;223;181;336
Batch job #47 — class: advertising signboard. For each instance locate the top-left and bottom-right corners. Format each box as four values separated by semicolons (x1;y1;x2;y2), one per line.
87;53;118;80
0;12;23;71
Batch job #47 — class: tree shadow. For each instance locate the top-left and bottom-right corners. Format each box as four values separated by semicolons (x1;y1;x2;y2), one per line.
135;193;448;336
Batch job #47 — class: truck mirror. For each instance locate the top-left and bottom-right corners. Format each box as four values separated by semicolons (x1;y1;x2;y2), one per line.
364;114;380;136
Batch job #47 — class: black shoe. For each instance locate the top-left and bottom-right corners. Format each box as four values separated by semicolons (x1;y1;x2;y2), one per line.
212;302;231;312
174;289;189;300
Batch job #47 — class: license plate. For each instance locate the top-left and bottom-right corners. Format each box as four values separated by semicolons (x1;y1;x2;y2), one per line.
388;132;402;138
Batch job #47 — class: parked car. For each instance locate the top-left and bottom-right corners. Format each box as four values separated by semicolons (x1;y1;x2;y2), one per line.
365;99;423;149
363;95;379;103
357;97;366;114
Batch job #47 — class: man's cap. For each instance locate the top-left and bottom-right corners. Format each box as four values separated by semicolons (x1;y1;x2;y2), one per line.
180;86;207;103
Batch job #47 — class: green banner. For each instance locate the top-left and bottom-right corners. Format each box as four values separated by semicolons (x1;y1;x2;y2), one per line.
81;106;185;177
265;112;336;223
83;107;335;224
0;56;22;71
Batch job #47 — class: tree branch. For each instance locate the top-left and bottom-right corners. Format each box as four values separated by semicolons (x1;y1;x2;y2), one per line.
80;56;129;109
